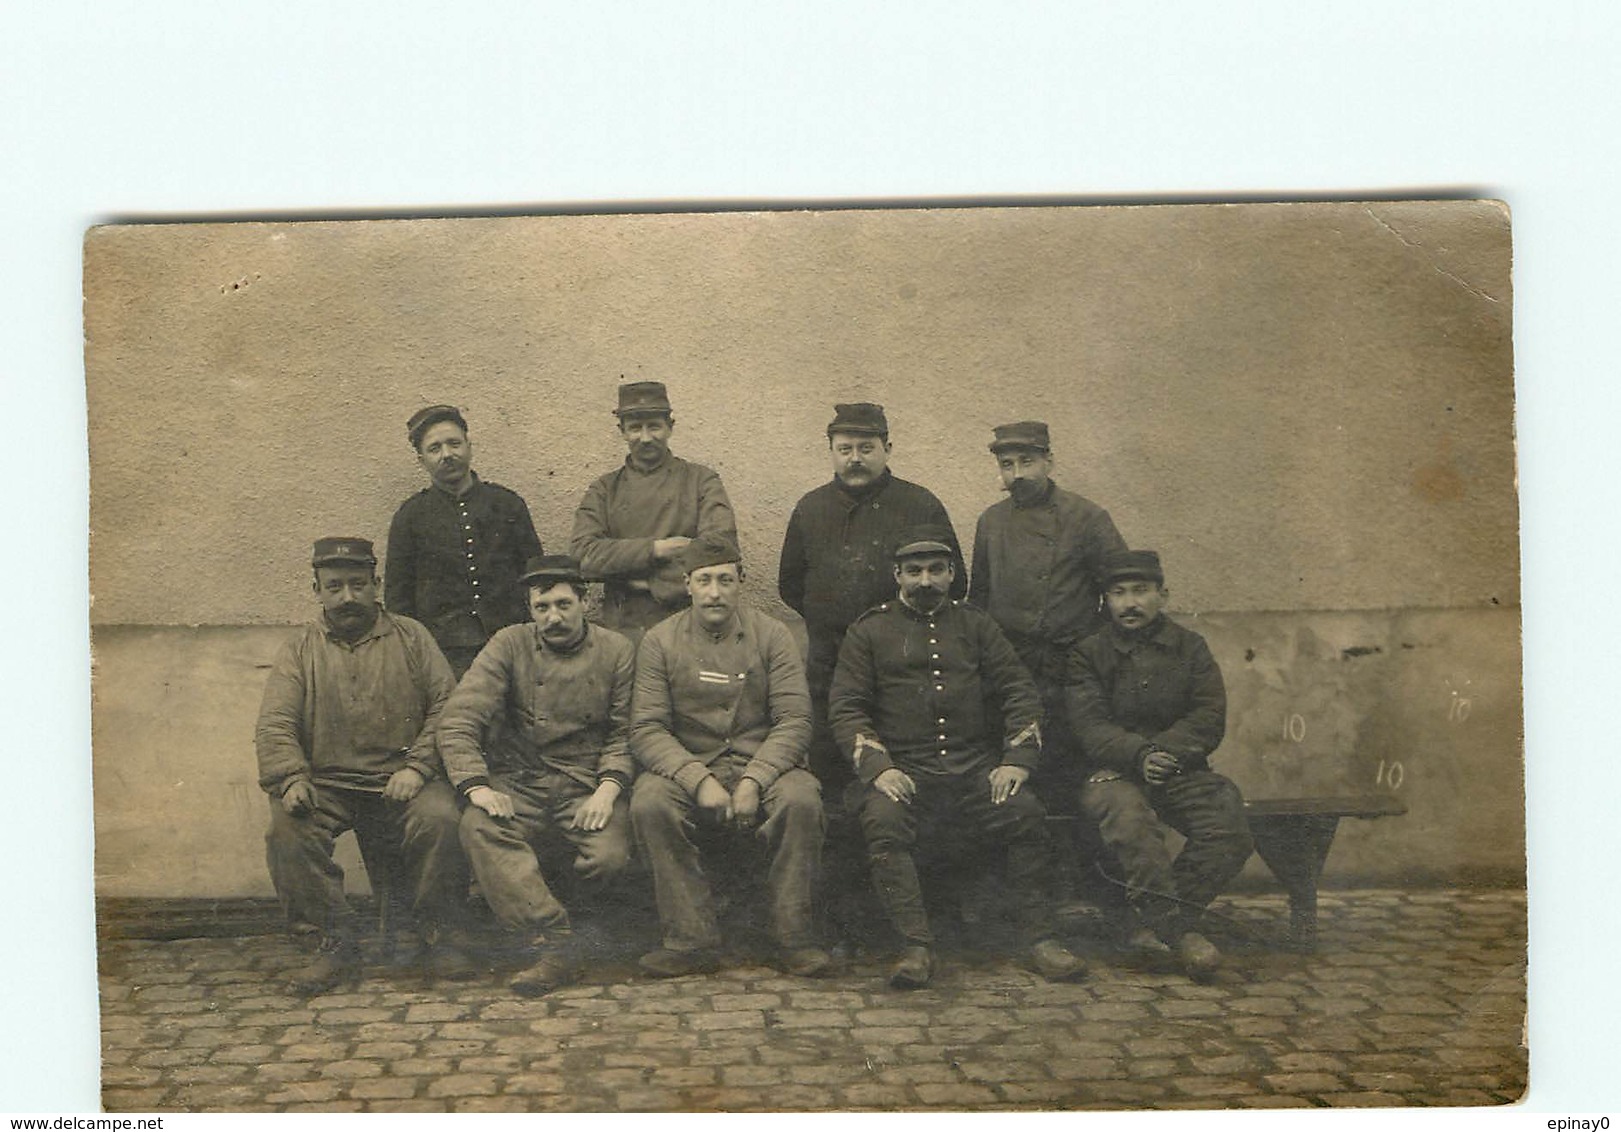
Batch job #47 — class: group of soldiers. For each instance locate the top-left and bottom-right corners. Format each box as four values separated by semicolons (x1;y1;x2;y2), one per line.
254;382;1254;999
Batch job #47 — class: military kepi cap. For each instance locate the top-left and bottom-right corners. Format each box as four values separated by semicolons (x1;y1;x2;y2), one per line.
827;402;889;437
1100;549;1164;586
989;420;1051;453
312;537;377;568
407;404;468;449
614;381;673;418
680;532;743;574
893;524;956;561
519;554;585;589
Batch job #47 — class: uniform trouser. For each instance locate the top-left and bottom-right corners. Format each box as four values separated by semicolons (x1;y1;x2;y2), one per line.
1078;769;1253;941
804;628;873;937
265;779;467;943
853;766;1060;948
804;629;852;793
629;756;824;953
458;771;632;941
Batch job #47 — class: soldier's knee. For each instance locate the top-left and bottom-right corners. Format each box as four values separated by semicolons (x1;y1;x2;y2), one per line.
578;828;633;881
629;778;682;828
1079;776;1146;822
266;801;320;849
403;793;460;846
457;804;502;848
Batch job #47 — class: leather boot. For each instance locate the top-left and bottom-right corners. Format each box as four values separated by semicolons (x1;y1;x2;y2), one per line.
888;945;933;990
1177;930;1222;980
510;947;579;997
1029;938;1088;982
287;936;362;995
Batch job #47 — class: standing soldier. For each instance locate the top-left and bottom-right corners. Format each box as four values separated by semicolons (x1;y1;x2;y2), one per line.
386;405;544;678
255;538;472;993
572;381;737;643
777;402;966;795
969;421;1126;786
1065;550;1252;979
829;527;1087;990
435;555;638;997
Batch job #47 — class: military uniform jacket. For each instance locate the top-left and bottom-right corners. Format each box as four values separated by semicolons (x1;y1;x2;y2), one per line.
436;622;638;795
968;481;1125;679
1063;614;1227;778
777;471;967;637
254;609;455;795
385;474;543;649
571;454;736;611
829;598;1044;783
629;607;812;796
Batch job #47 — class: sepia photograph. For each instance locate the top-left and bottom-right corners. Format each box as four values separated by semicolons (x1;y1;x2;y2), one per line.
84;200;1523;1113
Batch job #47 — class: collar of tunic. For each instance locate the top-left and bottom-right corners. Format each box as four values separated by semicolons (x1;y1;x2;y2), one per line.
1109;613;1173;652
320;605;394;646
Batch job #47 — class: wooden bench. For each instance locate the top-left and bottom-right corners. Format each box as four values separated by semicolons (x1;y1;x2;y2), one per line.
1046;792;1407;951
1244;794;1407;950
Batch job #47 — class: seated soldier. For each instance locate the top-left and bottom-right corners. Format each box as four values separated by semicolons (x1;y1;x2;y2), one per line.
436;555;638;996
828;525;1087;990
255;537;472;993
1064;549;1254;979
628;533;831;978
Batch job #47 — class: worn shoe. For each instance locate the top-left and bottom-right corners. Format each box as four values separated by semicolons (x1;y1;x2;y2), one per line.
287;936;362;995
510;949;578;997
888;945;933;990
1177;931;1222;980
1121;925;1174;960
779;947;834;978
423;927;480;982
637;948;723;978
1029;938;1088;982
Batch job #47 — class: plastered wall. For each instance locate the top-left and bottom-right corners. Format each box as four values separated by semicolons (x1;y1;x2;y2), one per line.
84;202;1521;897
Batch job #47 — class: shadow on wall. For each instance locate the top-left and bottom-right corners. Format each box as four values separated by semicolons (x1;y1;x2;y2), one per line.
90;605;1522;900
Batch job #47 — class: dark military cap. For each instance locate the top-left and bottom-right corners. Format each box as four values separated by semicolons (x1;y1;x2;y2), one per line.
680;532;743;574
1099;549;1164;586
893;524;955;561
826;402;889;438
988;420;1051;453
312;537;377;568
406;404;469;449
518;554;585;590
613;381;673;418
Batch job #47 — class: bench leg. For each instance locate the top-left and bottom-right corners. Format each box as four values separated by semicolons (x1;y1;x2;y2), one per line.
1247;815;1341;951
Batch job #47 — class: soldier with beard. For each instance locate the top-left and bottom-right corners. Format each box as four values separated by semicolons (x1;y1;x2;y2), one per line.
829;527;1086;990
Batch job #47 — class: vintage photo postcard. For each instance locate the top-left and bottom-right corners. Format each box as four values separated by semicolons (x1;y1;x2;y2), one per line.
86;201;1521;1112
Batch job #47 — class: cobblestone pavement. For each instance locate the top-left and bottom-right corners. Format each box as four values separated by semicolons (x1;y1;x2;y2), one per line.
98;888;1526;1112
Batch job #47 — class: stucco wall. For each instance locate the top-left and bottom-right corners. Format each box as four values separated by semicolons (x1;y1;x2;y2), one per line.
86;203;1515;625
84;202;1520;898
91;608;1521;898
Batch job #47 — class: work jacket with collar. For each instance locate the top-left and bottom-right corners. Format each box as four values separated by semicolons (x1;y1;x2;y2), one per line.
629;606;812;797
828;597;1043;783
969;480;1126;681
570;453;736;615
1063;614;1227;778
777;471;966;639
436;621;638;794
254;608;455;795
